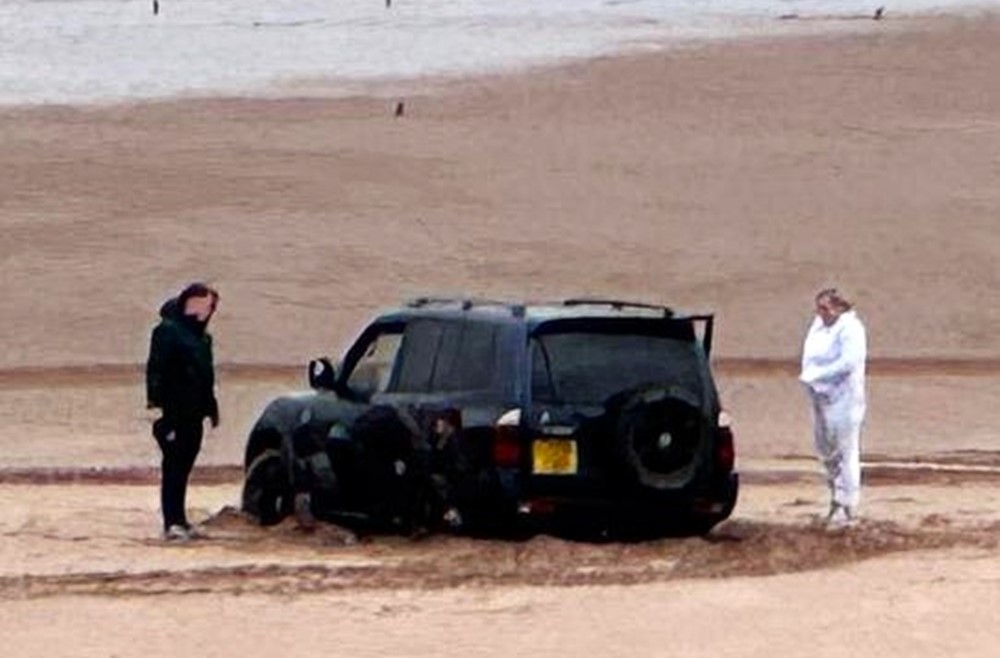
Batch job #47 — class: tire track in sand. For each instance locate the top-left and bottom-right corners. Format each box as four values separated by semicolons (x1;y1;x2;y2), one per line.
2;512;997;600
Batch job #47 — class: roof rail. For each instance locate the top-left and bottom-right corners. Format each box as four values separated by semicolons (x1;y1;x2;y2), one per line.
562;298;674;317
404;297;525;316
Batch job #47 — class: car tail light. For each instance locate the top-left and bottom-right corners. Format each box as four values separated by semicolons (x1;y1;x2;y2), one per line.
493;409;522;468
716;411;735;473
518;499;555;516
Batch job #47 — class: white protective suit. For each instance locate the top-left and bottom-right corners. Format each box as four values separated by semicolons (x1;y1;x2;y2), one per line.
799;310;867;513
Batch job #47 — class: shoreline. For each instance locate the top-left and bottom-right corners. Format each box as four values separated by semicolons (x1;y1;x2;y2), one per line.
0;10;981;111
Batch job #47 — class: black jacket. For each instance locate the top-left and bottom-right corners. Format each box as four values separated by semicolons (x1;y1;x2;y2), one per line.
146;298;218;424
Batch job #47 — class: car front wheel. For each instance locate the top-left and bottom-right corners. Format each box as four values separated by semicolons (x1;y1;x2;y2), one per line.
242;448;293;526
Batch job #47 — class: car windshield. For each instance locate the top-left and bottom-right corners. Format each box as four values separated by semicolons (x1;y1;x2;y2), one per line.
530;330;705;406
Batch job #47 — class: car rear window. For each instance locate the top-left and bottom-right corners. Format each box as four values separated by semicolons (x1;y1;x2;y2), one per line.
530;330;705;405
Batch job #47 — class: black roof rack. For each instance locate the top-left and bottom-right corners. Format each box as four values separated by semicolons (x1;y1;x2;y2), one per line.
404;296;677;319
404;297;526;317
562;298;674;318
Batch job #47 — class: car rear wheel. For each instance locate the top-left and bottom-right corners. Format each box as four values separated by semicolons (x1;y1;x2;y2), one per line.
242;448;293;526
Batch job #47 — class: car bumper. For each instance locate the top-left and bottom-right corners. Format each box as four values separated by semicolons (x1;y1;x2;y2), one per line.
514;472;739;533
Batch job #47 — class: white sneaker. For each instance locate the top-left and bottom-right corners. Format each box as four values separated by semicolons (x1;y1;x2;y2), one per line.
184;524;206;539
825;505;857;531
164;524;191;542
442;507;463;528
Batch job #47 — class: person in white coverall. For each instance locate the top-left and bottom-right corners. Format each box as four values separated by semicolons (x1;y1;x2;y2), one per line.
799;288;867;528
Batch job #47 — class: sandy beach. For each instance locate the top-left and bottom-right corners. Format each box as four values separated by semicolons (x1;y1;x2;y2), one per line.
1;11;999;657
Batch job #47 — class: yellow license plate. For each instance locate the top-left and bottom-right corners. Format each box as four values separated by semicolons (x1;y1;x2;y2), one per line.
532;439;578;475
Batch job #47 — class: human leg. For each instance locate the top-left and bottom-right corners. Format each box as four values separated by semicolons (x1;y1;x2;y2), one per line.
157;418;204;534
811;398;839;505
812;396;862;526
822;422;861;528
831;423;862;513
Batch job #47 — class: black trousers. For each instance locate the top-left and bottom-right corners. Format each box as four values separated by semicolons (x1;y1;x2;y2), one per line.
153;415;204;531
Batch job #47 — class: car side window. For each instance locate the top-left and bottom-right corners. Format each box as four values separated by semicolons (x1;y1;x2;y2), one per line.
432;320;498;391
393;320;444;393
393;319;499;393
345;330;403;397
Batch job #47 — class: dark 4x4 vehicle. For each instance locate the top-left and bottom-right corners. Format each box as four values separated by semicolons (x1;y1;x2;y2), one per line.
241;298;738;538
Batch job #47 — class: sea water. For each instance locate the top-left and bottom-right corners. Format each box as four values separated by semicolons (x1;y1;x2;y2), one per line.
0;0;995;105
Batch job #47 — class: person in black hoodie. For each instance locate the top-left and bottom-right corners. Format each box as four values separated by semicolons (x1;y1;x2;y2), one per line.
146;282;220;541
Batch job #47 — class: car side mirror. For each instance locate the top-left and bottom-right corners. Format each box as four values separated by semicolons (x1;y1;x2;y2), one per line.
308;358;337;391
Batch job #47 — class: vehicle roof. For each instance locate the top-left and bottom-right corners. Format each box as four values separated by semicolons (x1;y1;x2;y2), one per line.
374;297;709;329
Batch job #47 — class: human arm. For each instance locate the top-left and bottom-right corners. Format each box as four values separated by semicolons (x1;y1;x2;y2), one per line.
207;395;220;428
145;324;172;410
800;316;867;387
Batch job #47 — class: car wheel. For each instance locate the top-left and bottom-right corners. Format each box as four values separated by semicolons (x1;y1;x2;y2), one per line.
612;386;706;490
242;448;293;526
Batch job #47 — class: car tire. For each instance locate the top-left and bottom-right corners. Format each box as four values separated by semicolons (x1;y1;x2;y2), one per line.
611;386;706;491
242;448;293;526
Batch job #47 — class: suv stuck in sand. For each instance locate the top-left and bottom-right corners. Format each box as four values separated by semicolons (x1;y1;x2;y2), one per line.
241;298;738;538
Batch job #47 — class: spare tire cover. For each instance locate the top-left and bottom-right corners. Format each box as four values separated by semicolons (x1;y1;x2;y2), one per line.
612;386;706;490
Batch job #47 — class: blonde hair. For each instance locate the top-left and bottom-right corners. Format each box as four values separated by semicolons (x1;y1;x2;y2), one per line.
815;287;852;311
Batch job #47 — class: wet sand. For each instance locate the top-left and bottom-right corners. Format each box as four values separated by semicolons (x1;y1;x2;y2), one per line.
2;12;1000;658
1;465;998;657
3;14;1000;369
